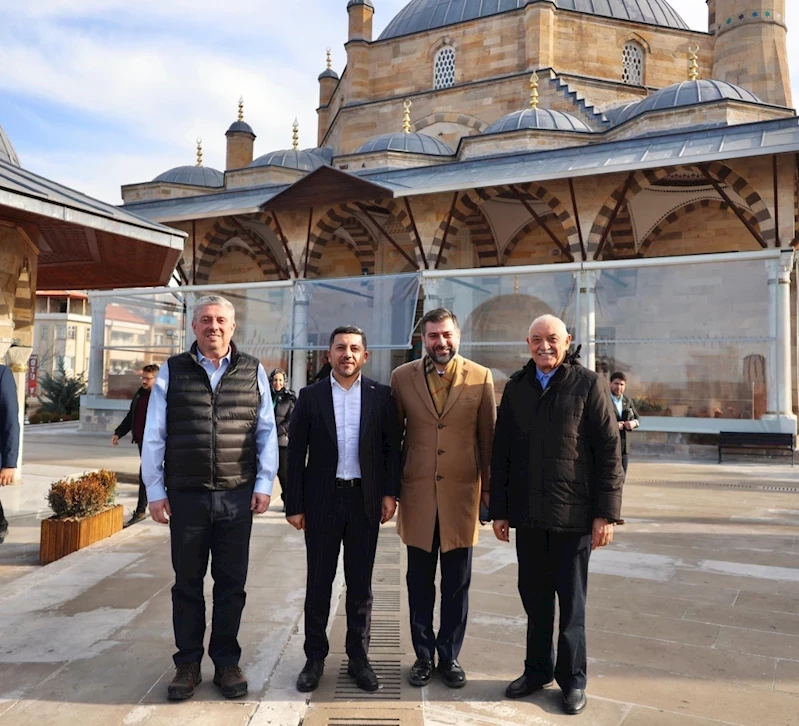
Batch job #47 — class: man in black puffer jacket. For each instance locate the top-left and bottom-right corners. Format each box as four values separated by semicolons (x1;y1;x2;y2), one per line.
490;314;623;716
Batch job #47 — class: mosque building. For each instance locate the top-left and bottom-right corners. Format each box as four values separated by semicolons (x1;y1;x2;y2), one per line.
105;0;799;452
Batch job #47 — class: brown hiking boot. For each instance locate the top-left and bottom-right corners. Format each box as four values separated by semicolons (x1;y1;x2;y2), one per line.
167;663;201;701
214;665;248;699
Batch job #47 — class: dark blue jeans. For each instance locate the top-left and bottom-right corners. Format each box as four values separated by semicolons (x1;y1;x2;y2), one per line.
515;527;592;691
168;487;253;667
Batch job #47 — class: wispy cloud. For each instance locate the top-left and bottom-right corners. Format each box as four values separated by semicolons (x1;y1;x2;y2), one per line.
0;0;795;204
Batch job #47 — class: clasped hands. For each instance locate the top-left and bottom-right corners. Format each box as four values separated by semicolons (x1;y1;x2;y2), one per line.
492;516;615;551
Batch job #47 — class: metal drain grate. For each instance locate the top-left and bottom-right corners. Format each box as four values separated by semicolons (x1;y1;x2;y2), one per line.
635;479;798;493
370;619;401;649
373;567;401;586
372;590;401;612
334;659;402;700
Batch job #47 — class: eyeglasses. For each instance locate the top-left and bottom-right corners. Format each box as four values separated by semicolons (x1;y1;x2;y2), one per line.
140;377;155;382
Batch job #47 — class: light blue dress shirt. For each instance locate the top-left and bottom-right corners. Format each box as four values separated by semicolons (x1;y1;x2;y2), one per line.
611;394;624;417
141;348;278;503
535;366;560;390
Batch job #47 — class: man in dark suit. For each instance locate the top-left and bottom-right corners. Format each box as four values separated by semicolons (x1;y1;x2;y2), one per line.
0;363;20;544
610;372;639;476
286;325;399;694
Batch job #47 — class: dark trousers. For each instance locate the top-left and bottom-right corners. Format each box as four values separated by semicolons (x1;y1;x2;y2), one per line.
135;443;147;514
304;488;379;661
168;487;254;667
516;527;591;691
622;454;629;475
0;500;7;538
276;447;288;502
406;518;473;662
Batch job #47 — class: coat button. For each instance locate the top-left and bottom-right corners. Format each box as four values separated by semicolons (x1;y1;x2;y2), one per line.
438;423;445;429
438;450;444;455
436;474;443;481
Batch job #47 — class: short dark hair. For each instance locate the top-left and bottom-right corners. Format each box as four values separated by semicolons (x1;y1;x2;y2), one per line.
610;371;626;383
142;364;160;374
329;326;367;349
420;308;459;335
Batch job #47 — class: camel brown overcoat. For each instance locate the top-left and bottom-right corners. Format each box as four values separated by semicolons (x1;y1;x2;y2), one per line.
390;356;496;553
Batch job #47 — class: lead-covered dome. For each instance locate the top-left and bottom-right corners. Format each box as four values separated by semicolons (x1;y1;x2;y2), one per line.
153;166;224;187
485;108;592;134
249;148;330;171
356;132;454;155
0;124;20;167
613;80;762;125
379;0;687;40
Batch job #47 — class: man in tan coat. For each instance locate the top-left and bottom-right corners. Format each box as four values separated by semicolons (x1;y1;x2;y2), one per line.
390;308;496;689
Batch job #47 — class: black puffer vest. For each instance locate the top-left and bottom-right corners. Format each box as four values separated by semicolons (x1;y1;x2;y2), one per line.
164;342;260;491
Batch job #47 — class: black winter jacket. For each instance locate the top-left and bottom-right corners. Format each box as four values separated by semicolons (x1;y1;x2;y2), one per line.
271;388;296;448
489;359;623;532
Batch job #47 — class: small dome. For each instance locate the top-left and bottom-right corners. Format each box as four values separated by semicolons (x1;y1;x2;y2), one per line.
227;120;255;136
379;0;687;40
153;166;224;187
0;124;20;167
484;108;592;134
356;132;454;156
249;148;329;171
348;0;374;7
318;68;340;81
614;80;763;125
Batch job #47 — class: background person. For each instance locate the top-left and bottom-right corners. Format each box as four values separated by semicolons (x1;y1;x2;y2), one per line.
390;308;496;689
0;363;19;544
269;367;295;512
112;364;159;526
490;314;623;716
286;326;400;694
142;295;278;702
610;371;639;475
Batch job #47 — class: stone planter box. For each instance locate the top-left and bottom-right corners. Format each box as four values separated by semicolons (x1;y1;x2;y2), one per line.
40;505;124;564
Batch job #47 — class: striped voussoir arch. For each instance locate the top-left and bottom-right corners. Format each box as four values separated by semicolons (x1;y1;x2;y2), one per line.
702;161;775;246
637;198;760;256
465;211;498;267
194;216;281;283
430;183;580;267
341;218;376;274
501;211;561;264
306;203;376;277
410;111;488;135
211;244;274;279
12;259;34;340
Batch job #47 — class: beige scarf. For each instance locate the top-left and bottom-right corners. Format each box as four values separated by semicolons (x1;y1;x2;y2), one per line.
424;355;457;416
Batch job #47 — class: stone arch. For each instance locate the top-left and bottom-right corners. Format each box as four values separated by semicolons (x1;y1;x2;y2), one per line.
410;111;487;135
502;212;564;264
465;211;499;267
12;258;34;346
307;201;418;275
638;199;761;256
195;216;283;284
430;183;580;268
427;35;458;59
207;243;273;283
618;32;651;54
589;164;776;258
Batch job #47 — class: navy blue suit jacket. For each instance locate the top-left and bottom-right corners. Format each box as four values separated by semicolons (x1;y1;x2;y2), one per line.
286;375;400;525
0;365;19;469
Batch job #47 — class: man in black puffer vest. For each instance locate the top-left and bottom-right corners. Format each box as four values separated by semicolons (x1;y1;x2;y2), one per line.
142;295;278;702
490;314;623;716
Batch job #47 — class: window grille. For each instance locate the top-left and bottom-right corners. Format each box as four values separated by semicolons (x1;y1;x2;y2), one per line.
433;46;456;90
622;42;644;85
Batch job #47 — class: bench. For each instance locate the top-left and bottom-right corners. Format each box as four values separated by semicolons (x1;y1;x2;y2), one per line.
718;431;796;466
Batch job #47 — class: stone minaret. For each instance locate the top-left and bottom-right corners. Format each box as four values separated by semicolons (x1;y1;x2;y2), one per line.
318;49;340;145
711;0;792;108
225;98;256;170
346;0;373;101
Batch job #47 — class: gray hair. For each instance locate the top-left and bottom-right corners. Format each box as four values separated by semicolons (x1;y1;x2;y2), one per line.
528;314;569;339
192;295;236;324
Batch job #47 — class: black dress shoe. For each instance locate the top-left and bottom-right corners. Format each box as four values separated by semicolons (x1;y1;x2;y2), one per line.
437;659;466;689
348;657;379;692
505;671;554;699
408;657;434;687
562;688;587;715
296;659;324;692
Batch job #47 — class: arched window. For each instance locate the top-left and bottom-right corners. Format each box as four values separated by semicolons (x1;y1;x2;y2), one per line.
622;42;644;85
433;46;456;90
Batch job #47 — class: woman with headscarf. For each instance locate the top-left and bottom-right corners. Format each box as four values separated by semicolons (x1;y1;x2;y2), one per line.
269;368;296;511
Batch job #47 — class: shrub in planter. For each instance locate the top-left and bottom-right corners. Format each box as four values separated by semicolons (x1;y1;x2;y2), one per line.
28;413;42;425
46;470;117;520
38;411;53;424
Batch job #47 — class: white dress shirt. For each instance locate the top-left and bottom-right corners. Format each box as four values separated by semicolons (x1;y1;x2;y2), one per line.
141;348;278;502
331;372;362;480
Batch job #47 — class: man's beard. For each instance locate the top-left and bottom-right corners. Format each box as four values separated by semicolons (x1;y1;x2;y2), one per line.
425;344;457;365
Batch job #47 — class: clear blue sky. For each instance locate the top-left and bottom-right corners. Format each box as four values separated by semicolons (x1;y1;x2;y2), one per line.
0;1;796;204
